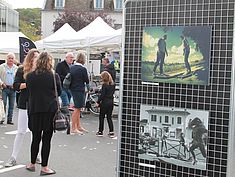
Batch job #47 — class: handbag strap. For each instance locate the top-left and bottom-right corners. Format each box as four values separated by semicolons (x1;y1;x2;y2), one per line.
53;73;60;111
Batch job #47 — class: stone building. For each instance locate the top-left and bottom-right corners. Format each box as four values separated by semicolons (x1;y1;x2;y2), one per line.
41;0;123;38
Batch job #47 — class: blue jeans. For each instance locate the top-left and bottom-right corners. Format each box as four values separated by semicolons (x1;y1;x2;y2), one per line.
2;88;16;122
60;88;71;107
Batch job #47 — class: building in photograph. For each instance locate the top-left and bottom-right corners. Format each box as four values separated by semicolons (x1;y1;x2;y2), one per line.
141;108;190;140
0;0;19;32
41;0;123;38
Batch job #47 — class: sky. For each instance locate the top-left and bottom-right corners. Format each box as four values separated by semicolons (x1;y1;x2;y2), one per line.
6;0;44;9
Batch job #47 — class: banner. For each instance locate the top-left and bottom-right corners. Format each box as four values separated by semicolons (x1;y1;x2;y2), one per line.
19;37;37;63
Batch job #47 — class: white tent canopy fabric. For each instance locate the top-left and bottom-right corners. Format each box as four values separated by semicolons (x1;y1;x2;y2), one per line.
36;17;121;51
0;32;27;53
35;23;77;49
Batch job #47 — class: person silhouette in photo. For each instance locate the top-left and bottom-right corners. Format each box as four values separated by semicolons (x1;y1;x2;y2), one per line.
188;117;207;165
153;34;168;76
180;35;191;74
161;127;169;156
179;132;188;158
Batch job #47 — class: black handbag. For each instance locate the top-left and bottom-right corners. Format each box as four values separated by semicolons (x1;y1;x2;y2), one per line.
53;74;70;134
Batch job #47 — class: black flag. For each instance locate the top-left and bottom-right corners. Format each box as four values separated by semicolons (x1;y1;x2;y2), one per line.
19;37;37;63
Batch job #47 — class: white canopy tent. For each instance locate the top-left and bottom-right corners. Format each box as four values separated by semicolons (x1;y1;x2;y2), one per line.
35;17;122;76
35;23;77;49
36;17;122;51
0;32;27;53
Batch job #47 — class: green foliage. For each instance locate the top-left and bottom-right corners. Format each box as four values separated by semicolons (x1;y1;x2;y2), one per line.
16;8;41;41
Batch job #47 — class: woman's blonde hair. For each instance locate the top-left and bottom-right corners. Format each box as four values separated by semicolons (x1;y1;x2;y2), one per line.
23;48;39;79
35;51;54;74
76;53;86;65
100;71;114;85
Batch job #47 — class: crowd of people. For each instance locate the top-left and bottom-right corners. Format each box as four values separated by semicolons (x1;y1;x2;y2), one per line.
0;49;117;176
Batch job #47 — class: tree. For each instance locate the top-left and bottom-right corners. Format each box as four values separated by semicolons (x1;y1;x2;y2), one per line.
53;10;115;32
17;8;41;41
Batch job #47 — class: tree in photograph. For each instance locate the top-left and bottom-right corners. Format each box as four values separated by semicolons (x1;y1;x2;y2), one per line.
53;10;115;32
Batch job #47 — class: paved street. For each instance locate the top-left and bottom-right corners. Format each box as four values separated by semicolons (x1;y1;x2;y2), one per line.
0;108;118;177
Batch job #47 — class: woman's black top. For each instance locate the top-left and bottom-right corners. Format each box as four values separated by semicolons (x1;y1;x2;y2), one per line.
97;84;115;105
13;66;28;109
26;71;61;115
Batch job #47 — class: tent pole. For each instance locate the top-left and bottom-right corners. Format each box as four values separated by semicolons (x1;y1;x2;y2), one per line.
86;47;92;83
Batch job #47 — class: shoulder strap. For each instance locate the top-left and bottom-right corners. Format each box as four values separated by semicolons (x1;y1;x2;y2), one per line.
53;73;60;111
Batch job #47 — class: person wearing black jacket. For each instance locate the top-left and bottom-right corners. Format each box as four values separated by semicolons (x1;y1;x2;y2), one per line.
4;49;40;167
96;71;115;138
25;51;61;176
102;58;116;82
55;52;74;107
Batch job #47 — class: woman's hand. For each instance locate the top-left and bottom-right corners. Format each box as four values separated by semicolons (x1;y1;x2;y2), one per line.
20;83;26;89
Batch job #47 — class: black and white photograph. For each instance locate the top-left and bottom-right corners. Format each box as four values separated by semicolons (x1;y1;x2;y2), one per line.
139;105;209;170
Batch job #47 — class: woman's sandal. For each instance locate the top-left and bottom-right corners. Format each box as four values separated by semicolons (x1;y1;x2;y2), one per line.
78;127;89;133
40;169;56;176
26;164;35;172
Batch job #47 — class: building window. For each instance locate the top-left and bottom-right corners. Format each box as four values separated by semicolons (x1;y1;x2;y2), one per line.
94;0;104;9
140;126;144;133
54;0;64;9
114;0;123;10
172;117;174;125
151;115;157;122
177;117;182;124
165;116;169;123
159;116;162;123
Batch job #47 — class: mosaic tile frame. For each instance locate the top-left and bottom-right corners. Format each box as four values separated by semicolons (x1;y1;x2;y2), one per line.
117;0;235;176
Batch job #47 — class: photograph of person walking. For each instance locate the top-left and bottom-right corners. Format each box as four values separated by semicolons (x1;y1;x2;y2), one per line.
25;51;61;176
152;34;168;76
141;26;211;85
180;35;191;74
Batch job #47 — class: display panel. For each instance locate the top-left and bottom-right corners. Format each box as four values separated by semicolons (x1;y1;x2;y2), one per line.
119;0;235;176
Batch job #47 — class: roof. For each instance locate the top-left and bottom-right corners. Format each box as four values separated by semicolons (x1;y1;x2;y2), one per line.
145;109;190;116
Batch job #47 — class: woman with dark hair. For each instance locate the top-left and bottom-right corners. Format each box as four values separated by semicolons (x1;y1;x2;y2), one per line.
5;48;40;167
70;53;89;135
25;51;61;175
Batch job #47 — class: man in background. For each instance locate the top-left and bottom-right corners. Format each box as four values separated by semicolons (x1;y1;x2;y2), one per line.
55;52;74;107
0;52;18;124
102;57;116;82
